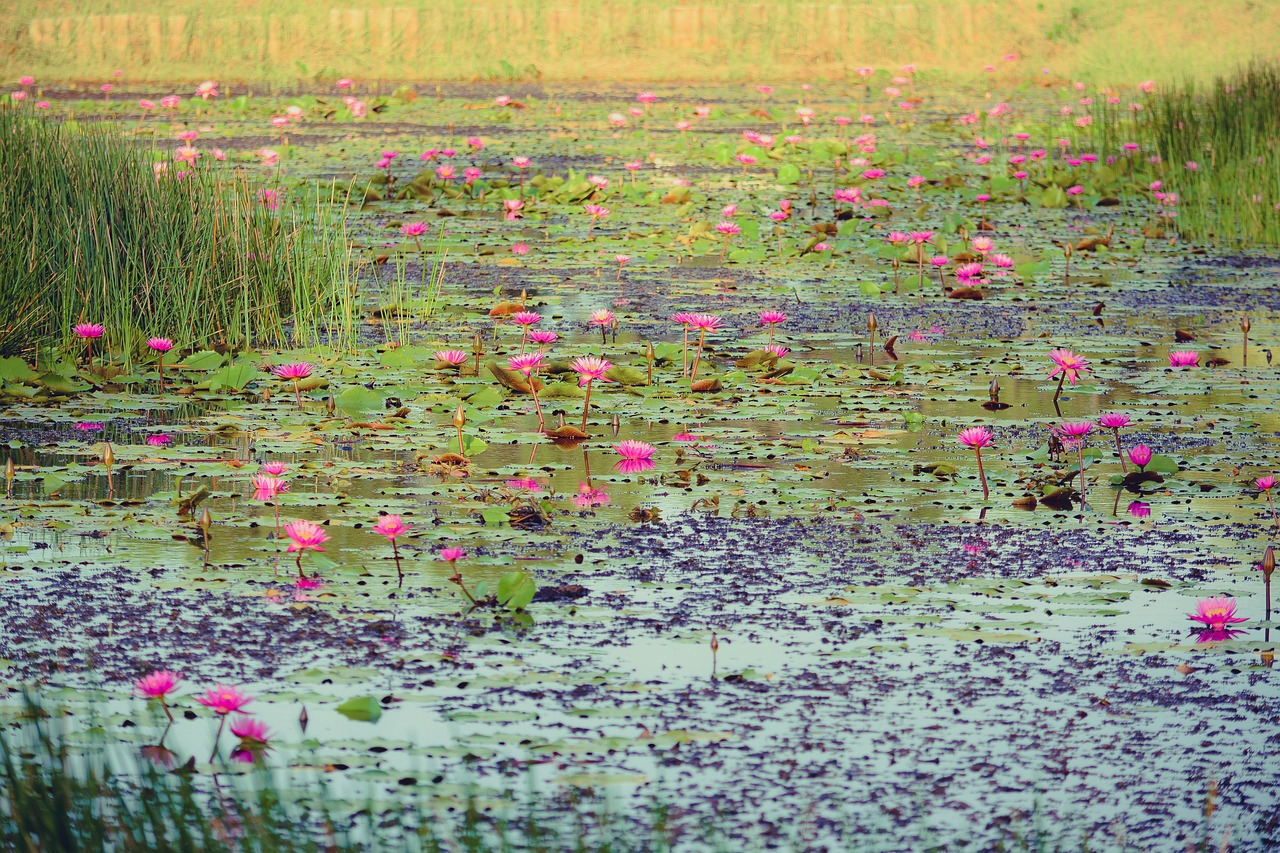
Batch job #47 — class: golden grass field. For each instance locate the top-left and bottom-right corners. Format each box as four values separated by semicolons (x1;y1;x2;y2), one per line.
3;0;1279;85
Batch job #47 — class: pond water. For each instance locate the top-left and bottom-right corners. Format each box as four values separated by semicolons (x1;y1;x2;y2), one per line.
2;80;1279;850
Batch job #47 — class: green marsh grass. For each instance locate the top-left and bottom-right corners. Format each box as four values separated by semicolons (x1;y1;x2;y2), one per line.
1102;62;1280;245
0;106;355;358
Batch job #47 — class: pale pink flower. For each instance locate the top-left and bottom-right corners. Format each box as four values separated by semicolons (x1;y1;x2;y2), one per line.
195;684;252;715
283;520;329;553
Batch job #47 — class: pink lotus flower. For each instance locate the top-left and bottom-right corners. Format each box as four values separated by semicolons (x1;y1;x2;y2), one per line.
1257;476;1276;492
1188;597;1248;632
230;715;271;743
283;520;328;553
510;311;541;327
74;323;104;340
1059;421;1094;438
759;311;787;326
146;434;172;447
261;462;288;476
613;440;656;474
1169;350;1199;367
571;357;613;385
436;349;469;367
1128;501;1151;518
273;362;313;380
439;547;465;563
528;329;558;346
958;427;994;449
1129;444;1153;470
1048;349;1089;385
134;670;182;699
251;473;287;502
148;337;173;353
195;81;219;100
688;313;724;333
588;309;615;328
195;684;252;715
508;353;543;374
372;514;409;541
400;222;428;238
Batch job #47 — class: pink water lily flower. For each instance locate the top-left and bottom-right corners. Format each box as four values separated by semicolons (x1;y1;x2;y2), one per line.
372;514;410;541
134;670;182;700
1188;597;1248;632
1169;350;1199;367
284;520;328;553
195;684;252;715
1048;349;1089;385
436;349;469;367
230;715;271;743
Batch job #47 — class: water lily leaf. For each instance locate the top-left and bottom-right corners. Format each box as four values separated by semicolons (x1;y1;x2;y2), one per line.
335;696;383;722
335;386;384;417
776;163;801;185
181;350;226;371
0;357;37;383
496;570;536;611
208;363;259;392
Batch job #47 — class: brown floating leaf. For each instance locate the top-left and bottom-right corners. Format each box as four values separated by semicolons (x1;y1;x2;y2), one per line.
1175;329;1197;342
488;301;524;317
690;378;723;393
487;362;544;393
1011;495;1037;510
544;425;588;441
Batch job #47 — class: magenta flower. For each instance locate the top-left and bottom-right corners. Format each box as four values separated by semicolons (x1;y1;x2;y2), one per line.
148;337;174;353
251;473;287;502
574;482;611;507
439;547;465;563
588;309;616;328
1187;597;1248;632
1048;348;1089;386
230;715;271;744
528;329;558;348
284;520;328;552
134;670;182;700
372;514;409;541
273;362;314;408
74;323;104;340
1129;444;1153;470
510;311;541;327
261;462;288;476
613;440;656;474
146;434;172;447
1059;422;1094;438
439;546;477;603
1128;501;1151;518
1257;476;1276;492
1169;350;1199;368
195;684;252;715
507;353;546;427
572;356;613;432
435;349;469;367
1099;413;1132;471
958;427;994;500
400;221;428;239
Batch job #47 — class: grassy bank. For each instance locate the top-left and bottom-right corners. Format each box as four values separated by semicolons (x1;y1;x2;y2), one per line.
0;106;354;357
3;0;1278;86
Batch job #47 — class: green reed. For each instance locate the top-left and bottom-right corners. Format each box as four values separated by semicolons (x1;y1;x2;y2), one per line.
0;106;355;358
1102;63;1280;244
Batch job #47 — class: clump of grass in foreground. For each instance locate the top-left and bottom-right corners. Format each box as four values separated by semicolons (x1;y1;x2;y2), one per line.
0;699;681;852
0;106;355;358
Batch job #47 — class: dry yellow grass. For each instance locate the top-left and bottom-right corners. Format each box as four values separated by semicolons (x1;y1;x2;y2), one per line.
3;0;1277;85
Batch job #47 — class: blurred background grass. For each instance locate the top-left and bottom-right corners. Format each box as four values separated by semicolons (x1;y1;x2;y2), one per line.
2;0;1277;86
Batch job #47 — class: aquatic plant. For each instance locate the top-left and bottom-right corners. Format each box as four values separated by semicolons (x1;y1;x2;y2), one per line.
283;520;330;577
440;546;477;605
1059;422;1094;509
571;356;613;432
0;108;354;356
957;426;994;501
614;440;656;475
133;670;182;722
508;353;546;429
1048;349;1089;415
1187;596;1248;643
372;514;411;586
1098;413;1132;472
273;362;314;408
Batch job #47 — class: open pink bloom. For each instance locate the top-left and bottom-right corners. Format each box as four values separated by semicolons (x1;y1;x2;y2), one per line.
1128;501;1151;518
1048;349;1090;385
435;349;469;366
714;221;742;236
583;204;610;219
1169;350;1199;367
687;313;724;333
671;312;695;327
765;345;790;358
272;362;313;380
251;473;287;502
1256;476;1276;492
614;441;656;471
74;323;105;340
146;434;172;447
148;337;174;353
283;520;329;553
400;222;428;237
1128;444;1153;469
439;547;465;562
509;311;541;327
261;462;288;476
230;715;271;743
588;310;615;327
134;670;182;699
1098;413;1131;429
1058;421;1094;438
195;684;252;715
508;353;543;374
957;427;994;449
571;357;613;385
528;330;558;345
372;514;410;541
759;311;787;326
1187;597;1248;632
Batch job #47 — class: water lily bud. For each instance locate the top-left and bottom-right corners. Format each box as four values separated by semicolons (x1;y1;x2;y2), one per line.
4;458;13;482
867;312;878;332
199;508;212;533
1263;545;1275;581
103;443;114;468
453;404;467;429
988;377;1001;401
710;632;719;654
611;413;621;437
1242;315;1251;333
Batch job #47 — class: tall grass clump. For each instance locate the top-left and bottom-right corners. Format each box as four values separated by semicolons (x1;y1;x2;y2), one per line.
1124;63;1280;244
0;105;355;358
